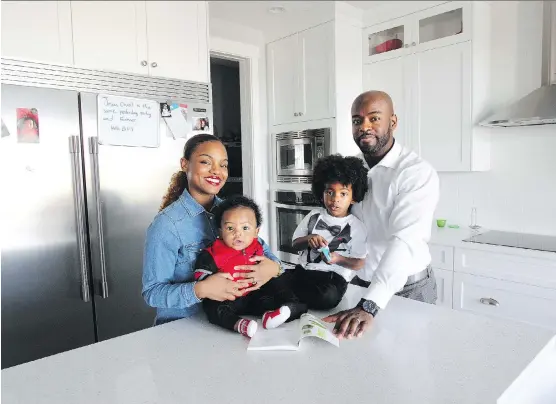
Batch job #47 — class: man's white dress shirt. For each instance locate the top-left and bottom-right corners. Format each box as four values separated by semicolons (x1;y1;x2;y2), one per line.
351;140;439;309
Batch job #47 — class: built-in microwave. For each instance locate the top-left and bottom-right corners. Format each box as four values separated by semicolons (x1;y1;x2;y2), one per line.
275;128;330;183
273;190;320;265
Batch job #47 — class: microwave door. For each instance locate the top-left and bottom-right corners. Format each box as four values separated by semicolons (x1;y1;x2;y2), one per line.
277;138;313;176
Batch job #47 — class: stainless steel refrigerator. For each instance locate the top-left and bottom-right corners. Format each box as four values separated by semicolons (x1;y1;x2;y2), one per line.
0;59;212;369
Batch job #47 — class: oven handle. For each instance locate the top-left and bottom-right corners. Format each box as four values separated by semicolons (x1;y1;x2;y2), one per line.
274;202;318;211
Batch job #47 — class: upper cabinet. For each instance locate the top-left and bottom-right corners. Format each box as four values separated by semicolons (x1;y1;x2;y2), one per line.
71;1;209;82
363;2;469;64
363;1;491;172
1;1;209;82
268;23;334;126
1;1;74;65
71;1;149;75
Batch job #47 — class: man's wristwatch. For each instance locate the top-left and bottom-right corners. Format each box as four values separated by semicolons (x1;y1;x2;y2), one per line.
357;298;380;317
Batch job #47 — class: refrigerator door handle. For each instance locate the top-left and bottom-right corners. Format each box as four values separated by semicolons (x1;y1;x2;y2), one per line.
89;137;109;298
69;135;91;303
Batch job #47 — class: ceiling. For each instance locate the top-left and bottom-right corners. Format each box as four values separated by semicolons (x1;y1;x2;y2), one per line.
208;1;335;41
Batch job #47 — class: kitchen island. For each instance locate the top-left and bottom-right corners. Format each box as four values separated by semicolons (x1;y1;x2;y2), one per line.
2;286;554;404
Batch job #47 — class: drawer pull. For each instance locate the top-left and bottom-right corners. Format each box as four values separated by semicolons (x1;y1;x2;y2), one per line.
480;297;500;307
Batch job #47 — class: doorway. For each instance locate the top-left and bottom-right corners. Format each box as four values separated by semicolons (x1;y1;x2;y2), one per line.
211;56;243;198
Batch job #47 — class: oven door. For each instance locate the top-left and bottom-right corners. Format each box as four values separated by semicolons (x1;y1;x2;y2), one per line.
275;202;315;265
276;138;314;177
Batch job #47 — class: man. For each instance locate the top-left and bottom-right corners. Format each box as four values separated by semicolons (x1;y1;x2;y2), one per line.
323;90;440;339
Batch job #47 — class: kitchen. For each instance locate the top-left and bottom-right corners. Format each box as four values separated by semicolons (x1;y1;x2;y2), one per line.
1;0;556;403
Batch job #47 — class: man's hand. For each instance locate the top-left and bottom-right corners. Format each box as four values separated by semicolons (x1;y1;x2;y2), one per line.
322;307;374;339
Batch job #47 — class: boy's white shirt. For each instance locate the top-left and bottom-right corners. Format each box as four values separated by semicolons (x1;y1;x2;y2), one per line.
292;207;367;281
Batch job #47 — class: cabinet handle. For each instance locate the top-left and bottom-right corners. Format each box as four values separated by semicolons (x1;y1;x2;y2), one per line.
404;44;409;48
294;112;299;117
141;60;147;67
299;112;303;116
151;62;158;68
479;298;500;307
412;42;416;46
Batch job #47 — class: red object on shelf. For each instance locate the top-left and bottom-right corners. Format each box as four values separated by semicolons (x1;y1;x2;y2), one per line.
374;38;403;54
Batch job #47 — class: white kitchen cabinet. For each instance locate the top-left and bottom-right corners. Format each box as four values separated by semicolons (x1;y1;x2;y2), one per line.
363;56;409;148
297;23;334;122
363;2;469;64
453;272;556;330
267;35;298;125
267;23;334;126
71;1;208;81
145;1;208;82
413;41;472;171
433;268;453;308
362;1;491;172
1;1;74;65
71;1;148;75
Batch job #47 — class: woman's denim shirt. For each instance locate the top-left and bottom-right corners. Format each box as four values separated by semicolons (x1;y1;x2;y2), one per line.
142;189;279;325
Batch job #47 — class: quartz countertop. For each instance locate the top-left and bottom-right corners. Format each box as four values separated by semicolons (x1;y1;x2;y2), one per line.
2;286;555;404
430;226;556;260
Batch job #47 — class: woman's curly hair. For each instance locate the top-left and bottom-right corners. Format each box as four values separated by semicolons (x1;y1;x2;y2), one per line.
214;194;262;228
311;154;369;206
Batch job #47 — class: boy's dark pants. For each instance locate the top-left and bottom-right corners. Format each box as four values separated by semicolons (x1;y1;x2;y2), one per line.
291;265;348;310
203;271;308;331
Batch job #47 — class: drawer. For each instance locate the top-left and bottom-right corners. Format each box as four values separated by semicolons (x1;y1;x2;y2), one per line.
429;244;454;270
455;248;556;289
453;272;556;330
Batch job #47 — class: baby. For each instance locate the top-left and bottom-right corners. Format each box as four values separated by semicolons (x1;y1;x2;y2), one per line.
291;154;369;310
195;195;307;338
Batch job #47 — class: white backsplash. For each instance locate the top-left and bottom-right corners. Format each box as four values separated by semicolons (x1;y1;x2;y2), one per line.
435;125;556;236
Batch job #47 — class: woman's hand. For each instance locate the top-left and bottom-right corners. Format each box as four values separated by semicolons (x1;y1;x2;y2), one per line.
308;235;328;250
233;256;280;293
194;273;249;302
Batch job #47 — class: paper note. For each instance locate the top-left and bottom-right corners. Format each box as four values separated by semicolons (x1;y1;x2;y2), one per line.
163;103;192;139
97;95;159;148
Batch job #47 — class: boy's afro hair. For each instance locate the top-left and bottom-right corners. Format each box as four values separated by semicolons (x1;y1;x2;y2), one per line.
311;154;369;205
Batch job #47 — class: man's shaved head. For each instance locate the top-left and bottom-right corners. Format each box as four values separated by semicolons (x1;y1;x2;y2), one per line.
351;91;394;116
351;91;397;157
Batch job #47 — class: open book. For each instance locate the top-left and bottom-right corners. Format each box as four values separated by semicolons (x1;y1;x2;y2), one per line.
247;313;340;351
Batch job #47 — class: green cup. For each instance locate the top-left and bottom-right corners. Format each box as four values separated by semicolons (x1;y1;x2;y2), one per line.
436;219;447;228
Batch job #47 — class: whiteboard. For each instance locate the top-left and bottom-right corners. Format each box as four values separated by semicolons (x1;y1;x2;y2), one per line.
97;95;160;147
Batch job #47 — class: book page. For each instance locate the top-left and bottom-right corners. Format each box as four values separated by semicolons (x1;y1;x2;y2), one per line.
299;314;340;347
247;321;300;351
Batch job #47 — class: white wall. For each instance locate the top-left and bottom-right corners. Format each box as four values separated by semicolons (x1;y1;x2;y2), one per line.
209;17;273;241
435;1;556;236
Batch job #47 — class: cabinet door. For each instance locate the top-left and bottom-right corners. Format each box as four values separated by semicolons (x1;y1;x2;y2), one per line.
297;23;334;122
363;57;410;149
453;272;556;330
267;35;298;126
362;16;412;64
1;1;73;65
414;41;471;171
413;1;471;53
71;1;148;75
432;268;453;309
145;1;208;82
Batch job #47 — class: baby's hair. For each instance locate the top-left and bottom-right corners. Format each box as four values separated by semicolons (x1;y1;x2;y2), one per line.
311;154;369;206
215;195;262;228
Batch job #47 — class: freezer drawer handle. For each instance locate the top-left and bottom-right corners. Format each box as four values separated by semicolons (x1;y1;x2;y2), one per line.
479;297;500;307
89;137;109;298
69;135;91;303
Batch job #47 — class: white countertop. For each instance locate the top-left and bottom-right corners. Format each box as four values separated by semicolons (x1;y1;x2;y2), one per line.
2;286;555;404
430;226;556;261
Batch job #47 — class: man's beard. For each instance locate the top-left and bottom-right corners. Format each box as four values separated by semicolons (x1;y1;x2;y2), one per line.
356;125;392;155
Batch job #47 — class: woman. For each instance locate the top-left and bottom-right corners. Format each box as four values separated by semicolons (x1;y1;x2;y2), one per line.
142;133;282;325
